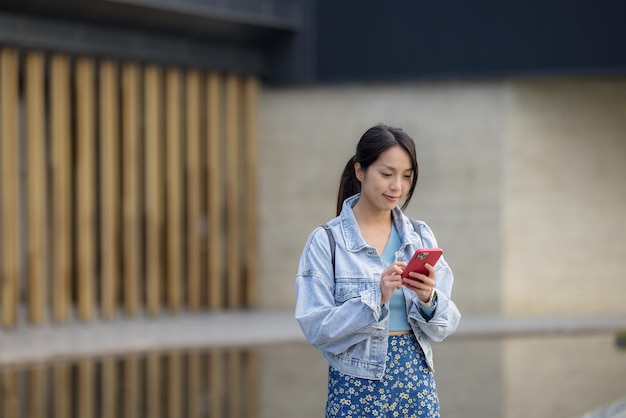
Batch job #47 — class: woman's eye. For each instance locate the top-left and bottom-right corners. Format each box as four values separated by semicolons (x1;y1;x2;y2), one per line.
404;175;412;179
382;173;392;177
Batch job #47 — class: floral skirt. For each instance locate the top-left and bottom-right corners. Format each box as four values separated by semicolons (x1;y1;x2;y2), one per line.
326;334;440;417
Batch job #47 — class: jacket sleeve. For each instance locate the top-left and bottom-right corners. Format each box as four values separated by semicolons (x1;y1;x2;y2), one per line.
407;222;461;342
295;227;388;355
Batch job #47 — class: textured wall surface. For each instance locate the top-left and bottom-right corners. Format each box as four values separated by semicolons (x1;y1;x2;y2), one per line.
258;82;506;315
258;77;626;418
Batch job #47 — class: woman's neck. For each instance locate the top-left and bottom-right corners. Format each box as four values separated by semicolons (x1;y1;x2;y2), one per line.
352;200;393;228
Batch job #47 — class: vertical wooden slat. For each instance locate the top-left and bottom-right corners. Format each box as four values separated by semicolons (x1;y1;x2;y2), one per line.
28;366;47;418
187;352;202;418
52;363;71;418
225;75;241;308
227;351;241;418
25;51;48;324
146;354;162;418
186;70;202;310
101;357;118;418
243;76;259;307
0;47;20;328
123;356;140;418
50;54;72;323
166;67;183;312
76;57;97;320
100;59;120;319
206;72;223;310
167;352;182;418
207;351;223;418
77;360;95;418
144;65;163;315
1;369;20;418
122;62;141;316
245;352;260;418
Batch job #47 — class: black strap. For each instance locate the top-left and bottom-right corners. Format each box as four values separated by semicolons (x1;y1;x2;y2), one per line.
322;224;336;271
322;219;422;273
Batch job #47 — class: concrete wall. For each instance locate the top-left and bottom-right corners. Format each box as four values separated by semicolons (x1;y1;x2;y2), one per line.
258;82;507;315
257;76;626;418
502;78;626;315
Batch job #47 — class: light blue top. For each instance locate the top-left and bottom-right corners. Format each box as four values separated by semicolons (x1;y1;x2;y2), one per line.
382;224;436;331
295;194;461;379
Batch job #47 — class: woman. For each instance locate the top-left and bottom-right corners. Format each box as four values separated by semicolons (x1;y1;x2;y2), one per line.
295;124;461;417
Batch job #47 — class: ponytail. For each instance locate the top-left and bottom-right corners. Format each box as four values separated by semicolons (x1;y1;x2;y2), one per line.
336;156;360;216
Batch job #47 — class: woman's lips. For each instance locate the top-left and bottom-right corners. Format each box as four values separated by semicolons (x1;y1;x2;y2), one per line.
384;194;399;202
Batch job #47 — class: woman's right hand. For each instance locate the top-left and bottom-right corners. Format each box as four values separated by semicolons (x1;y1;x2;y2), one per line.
380;262;406;305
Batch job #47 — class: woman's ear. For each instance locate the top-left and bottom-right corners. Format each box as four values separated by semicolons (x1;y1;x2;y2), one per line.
354;162;364;182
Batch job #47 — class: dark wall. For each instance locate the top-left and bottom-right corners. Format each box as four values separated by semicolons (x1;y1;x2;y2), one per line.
313;0;626;82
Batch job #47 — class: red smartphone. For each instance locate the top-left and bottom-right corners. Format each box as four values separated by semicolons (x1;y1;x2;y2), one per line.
401;248;443;279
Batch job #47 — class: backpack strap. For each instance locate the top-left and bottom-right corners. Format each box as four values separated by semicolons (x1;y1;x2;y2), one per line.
322;224;336;275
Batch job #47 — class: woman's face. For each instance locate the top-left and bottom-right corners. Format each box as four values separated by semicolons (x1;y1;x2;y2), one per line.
355;145;414;213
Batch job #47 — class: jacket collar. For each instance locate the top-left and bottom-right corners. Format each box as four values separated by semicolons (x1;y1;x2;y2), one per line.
339;194;421;252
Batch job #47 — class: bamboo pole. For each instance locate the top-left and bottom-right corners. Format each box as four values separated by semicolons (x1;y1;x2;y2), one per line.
165;67;183;312
122;62;141;316
225;75;241;308
0;47;20;327
144;65;163;315
206;72;223;310
50;54;72;323
75;57;97;321
100;59;120;319
186;70;203;310
26;51;48;324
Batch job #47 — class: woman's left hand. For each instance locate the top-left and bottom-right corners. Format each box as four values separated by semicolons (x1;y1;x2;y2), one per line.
402;263;436;303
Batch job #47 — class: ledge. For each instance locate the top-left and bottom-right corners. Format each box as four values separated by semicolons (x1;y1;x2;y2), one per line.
1;311;625;366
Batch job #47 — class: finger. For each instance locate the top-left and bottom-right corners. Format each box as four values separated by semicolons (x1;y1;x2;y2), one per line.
424;263;435;277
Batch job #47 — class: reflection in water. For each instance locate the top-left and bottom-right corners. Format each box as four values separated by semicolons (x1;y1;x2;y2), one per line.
0;349;258;418
1;334;625;418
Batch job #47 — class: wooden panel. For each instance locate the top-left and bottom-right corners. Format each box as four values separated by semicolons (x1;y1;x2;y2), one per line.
0;47;20;327
144;65;163;315
123;356;140;418
77;360;95;418
100;59;120;319
225;75;241;308
186;70;202;310
1;369;20;418
243;76;259;307
75;57;97;320
206;73;223;310
28;367;47;418
50;54;72;323
146;354;162;418
101;358;118;418
187;352;202;418
122;62;141;316
165;67;183;312
227;351;241;418
25;51;48;324
167;352;182;418
207;351;223;418
245;351;260;418
52;363;71;418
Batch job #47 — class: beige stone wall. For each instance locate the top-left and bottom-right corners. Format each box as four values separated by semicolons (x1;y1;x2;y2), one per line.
258;82;506;315
502;79;626;315
258;77;626;418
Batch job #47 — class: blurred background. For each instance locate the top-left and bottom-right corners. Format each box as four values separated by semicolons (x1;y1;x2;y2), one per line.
0;0;625;417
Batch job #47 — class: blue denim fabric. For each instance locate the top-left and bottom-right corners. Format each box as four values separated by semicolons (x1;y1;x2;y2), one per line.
295;194;461;380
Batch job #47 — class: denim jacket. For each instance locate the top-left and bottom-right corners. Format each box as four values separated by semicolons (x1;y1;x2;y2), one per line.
295;194;461;380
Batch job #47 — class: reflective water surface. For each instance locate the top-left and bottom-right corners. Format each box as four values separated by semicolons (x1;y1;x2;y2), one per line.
1;333;625;418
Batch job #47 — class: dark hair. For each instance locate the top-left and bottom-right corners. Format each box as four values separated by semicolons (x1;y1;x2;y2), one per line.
336;124;419;215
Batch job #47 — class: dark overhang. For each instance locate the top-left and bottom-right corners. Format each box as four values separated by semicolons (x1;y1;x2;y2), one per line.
0;0;301;74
